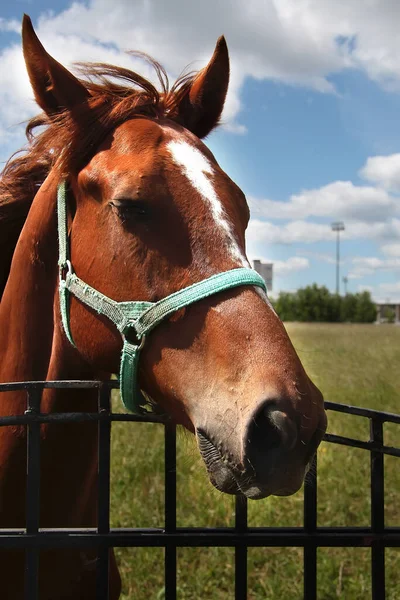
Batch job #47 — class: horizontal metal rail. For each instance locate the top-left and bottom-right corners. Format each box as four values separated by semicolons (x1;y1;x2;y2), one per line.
0;527;398;547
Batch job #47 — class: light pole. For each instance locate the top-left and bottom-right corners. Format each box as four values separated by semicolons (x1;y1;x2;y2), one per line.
331;222;345;295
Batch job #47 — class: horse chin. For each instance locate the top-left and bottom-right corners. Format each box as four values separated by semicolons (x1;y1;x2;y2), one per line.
196;429;273;500
196;429;306;500
206;460;273;500
207;463;303;500
208;466;242;496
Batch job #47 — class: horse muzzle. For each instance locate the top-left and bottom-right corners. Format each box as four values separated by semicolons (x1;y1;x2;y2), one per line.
196;399;326;499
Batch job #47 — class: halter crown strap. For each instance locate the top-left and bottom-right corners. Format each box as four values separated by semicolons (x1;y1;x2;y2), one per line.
57;181;267;414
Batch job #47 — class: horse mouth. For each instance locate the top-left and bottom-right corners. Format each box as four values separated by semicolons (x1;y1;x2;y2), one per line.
196;429;271;499
196;428;312;500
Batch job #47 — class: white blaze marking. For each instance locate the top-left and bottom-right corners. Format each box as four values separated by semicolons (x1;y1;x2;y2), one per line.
167;140;248;267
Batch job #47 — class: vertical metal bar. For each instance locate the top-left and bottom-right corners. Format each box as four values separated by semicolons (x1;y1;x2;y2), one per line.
370;418;385;600
164;422;177;600
25;388;42;600
235;495;247;600
96;384;112;600
303;454;317;600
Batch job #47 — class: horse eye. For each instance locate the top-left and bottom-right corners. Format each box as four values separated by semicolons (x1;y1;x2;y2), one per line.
110;198;148;219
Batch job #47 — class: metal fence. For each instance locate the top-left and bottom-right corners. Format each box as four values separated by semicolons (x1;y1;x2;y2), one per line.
0;380;399;600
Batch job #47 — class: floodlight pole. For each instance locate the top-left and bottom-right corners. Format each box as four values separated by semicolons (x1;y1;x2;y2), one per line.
331;222;345;295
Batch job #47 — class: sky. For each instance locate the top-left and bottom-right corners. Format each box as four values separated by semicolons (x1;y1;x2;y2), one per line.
1;0;400;302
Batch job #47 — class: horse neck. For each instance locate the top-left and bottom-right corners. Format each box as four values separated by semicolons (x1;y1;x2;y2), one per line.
0;175;101;533
0;175;98;411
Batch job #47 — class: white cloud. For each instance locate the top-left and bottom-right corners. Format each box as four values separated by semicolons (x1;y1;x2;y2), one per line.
0;19;20;34
348;256;400;279
377;281;400;296
296;250;337;265
353;257;400;270
359;153;400;193
246;154;400;257
249;255;310;276
364;281;400;304
247;219;330;245
33;0;346;94
357;284;374;294
249;180;397;223
382;243;400;257
4;0;400;148
246;217;400;247
274;256;310;275
38;0;400;94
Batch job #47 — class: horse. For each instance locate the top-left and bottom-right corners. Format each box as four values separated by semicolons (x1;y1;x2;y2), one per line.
0;15;327;599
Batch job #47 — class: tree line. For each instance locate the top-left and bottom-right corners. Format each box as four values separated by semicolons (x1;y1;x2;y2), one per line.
271;284;377;323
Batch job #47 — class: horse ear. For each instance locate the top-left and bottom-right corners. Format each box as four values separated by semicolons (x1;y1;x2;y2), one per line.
22;14;89;115
177;36;230;139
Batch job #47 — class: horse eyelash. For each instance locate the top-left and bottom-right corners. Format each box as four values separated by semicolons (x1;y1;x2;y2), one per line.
109;200;148;219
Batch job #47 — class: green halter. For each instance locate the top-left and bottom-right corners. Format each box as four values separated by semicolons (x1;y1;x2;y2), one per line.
57;181;267;414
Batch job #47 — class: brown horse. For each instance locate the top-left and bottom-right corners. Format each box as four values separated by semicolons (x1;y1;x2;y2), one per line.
0;15;327;599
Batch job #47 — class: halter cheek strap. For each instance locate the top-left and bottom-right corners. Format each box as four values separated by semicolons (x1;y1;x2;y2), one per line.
57;181;267;414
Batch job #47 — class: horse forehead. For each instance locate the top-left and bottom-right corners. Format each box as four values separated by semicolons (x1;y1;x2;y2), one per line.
111;119;198;148
93;120;216;184
99;119;209;166
160;124;216;166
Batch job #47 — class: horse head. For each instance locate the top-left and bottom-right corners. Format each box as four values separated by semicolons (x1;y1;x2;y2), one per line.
21;15;326;500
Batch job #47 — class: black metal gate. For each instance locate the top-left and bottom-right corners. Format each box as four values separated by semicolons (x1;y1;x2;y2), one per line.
0;380;399;599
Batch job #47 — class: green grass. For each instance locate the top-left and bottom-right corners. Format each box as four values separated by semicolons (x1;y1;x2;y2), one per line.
109;323;400;599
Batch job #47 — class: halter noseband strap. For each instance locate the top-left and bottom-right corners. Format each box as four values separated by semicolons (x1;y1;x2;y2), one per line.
57;181;267;414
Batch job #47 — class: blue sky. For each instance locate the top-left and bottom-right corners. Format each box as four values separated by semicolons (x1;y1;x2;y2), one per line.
1;0;400;301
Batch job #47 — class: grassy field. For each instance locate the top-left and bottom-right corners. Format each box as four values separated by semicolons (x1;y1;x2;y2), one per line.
109;323;400;599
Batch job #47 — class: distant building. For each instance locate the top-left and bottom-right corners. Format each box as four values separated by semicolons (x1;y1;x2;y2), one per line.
375;303;400;324
253;260;273;292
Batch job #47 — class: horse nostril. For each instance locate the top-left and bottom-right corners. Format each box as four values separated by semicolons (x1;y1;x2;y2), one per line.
247;402;298;458
268;407;298;451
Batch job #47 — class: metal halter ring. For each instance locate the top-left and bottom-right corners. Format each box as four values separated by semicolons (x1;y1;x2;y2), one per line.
122;330;146;350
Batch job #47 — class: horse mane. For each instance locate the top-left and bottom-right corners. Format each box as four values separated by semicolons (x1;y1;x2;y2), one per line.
0;54;196;299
